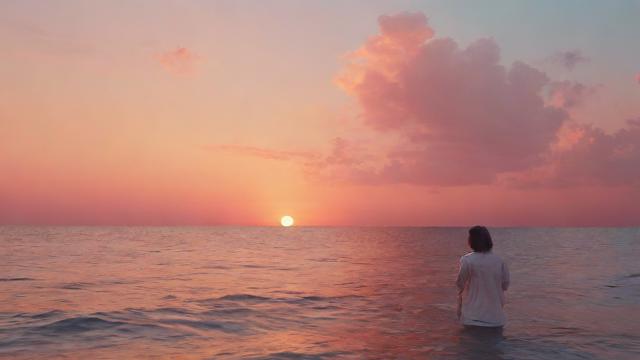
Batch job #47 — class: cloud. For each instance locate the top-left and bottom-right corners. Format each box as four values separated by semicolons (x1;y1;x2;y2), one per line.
157;47;199;75
636;73;640;84
328;12;638;188
550;50;589;70
313;137;363;167
628;117;640;127
547;81;598;109
299;137;386;183
208;139;385;184
551;121;640;186
206;144;318;161
335;12;568;185
215;12;638;189
505;119;640;187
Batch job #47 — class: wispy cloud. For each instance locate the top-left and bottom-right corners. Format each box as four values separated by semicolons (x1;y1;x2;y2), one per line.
549;49;589;70
547;81;599;109
157;47;199;75
206;144;318;161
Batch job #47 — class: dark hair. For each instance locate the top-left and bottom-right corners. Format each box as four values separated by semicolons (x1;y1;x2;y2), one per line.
468;225;493;252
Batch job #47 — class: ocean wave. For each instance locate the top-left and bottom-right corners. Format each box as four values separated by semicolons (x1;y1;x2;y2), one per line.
217;294;272;301
160;318;245;333
59;282;93;290
0;278;35;282
0;297;314;352
245;350;350;360
0;310;187;351
33;316;126;334
230;294;362;302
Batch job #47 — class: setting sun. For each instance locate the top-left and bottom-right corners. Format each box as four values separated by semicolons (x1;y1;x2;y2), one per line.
280;215;294;227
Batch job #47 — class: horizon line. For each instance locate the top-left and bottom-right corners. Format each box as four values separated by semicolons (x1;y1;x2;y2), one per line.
1;224;638;229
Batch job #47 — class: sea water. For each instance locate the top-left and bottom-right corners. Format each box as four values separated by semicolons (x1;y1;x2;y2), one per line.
1;227;638;359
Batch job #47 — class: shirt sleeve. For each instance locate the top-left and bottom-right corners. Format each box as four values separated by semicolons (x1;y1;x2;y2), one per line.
456;256;469;293
501;260;510;291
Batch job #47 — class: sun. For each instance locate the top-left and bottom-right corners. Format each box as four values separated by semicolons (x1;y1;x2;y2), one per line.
280;215;294;227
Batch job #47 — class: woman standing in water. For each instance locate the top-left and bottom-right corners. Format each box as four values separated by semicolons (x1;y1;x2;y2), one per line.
456;226;510;327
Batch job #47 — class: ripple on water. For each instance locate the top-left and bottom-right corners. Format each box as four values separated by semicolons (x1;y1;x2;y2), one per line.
245;350;352;360
33;316;126;334
217;294;271;302
0;278;36;282
0;309;190;354
58;282;94;290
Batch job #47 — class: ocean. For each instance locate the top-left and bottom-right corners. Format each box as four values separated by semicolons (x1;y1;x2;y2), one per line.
1;227;638;359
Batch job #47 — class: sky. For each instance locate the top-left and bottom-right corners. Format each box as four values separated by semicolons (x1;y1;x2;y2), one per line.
1;0;639;226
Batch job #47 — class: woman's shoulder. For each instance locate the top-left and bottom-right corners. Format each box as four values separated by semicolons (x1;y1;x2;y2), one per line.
461;252;475;259
464;251;505;263
460;252;476;264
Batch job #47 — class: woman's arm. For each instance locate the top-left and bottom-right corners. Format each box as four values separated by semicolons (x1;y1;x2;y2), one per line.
502;261;510;291
456;257;469;293
456;257;469;319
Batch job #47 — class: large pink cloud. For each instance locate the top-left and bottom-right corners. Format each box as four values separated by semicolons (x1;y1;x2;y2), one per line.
217;12;639;189
336;12;568;185
329;12;639;188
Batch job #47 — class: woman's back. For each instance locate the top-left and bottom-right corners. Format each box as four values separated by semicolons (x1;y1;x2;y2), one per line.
456;226;510;327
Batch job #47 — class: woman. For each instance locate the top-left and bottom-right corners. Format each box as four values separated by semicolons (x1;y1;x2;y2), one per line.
456;226;510;327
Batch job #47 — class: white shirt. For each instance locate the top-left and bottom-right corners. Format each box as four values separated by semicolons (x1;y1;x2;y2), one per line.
456;251;510;327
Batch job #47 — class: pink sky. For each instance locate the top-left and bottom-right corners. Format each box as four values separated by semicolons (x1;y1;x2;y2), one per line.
1;3;639;226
